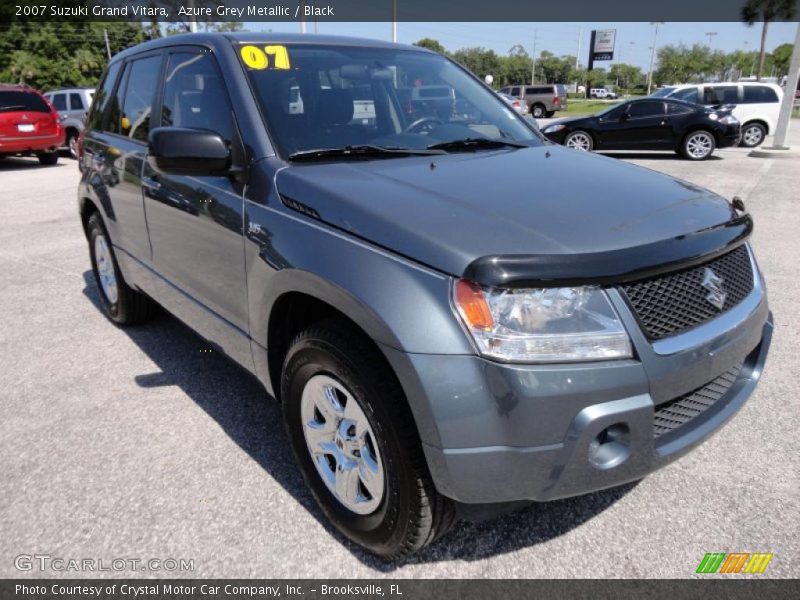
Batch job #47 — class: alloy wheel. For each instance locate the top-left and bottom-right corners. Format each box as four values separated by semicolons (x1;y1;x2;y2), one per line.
94;233;118;305
686;132;714;159
300;374;385;515
743;125;764;147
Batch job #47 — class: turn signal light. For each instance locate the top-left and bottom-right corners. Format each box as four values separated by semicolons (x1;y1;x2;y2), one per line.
454;279;494;331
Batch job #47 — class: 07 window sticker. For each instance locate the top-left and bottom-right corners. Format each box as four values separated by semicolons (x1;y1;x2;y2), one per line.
240;45;291;70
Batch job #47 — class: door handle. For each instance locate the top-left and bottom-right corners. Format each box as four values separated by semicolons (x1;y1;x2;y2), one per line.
142;178;161;192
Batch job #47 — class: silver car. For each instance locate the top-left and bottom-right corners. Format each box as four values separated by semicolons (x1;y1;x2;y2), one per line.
44;87;94;158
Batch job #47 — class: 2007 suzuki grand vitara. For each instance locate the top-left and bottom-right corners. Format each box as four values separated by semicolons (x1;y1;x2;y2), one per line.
78;33;772;559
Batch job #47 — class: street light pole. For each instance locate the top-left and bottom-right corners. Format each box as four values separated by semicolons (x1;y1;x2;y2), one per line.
705;31;717;48
767;22;800;149
646;22;665;95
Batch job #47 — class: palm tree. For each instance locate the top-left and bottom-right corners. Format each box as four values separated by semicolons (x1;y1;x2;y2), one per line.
741;0;796;81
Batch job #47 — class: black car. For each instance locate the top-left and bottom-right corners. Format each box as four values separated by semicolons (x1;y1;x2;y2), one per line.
542;98;741;160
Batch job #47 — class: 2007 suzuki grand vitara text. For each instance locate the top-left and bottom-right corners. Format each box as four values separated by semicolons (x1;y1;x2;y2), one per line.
78;34;772;559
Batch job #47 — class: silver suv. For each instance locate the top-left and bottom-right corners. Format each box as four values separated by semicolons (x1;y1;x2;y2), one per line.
43;87;94;158
498;83;568;118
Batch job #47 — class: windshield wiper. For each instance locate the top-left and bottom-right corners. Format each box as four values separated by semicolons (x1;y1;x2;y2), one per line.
427;137;528;152
288;144;445;161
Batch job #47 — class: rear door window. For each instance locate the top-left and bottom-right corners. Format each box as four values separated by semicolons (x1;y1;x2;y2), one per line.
667;102;694;115
742;85;779;103
87;61;122;131
114;55;162;141
703;85;738;105
0;91;51;113
69;92;85;111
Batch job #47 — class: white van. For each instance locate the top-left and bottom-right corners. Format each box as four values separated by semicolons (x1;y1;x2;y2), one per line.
651;82;782;147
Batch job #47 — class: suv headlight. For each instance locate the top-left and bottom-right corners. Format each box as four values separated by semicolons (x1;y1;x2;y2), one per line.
453;280;632;363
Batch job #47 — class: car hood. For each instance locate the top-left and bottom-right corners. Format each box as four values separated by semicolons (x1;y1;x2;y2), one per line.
275;145;739;283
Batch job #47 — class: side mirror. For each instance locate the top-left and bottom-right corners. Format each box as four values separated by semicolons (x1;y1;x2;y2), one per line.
148;127;230;176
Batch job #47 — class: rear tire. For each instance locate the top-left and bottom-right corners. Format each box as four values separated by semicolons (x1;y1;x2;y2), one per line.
681;130;715;160
281;319;456;559
87;212;156;325
66;130;80;159
37;151;59;166
531;103;546;118
740;122;766;148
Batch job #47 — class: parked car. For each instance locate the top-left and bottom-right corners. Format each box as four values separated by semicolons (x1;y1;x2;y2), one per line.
497;91;529;115
650;82;782;148
79;33;771;559
0;84;64;165
498;83;567;118
590;87;617;99
43;87;94;158
542;97;741;160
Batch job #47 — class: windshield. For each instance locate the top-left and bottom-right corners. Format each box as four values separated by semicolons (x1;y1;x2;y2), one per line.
238;43;542;158
649;87;675;98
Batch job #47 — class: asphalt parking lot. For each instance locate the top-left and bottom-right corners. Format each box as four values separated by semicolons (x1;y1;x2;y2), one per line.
1;130;799;579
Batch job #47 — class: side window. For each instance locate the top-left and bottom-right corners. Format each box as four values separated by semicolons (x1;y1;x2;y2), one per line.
703;85;737;105
52;93;67;111
160;51;234;142
69;92;84;111
672;87;699;104
509;86;520;96
117;55;161;141
87;61;121;131
743;85;779;103
628;101;664;118
667;102;693;115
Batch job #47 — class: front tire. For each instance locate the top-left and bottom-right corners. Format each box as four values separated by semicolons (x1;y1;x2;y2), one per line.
87;212;156;325
681;130;715;160
281;320;456;559
740;122;766;148
564;130;594;151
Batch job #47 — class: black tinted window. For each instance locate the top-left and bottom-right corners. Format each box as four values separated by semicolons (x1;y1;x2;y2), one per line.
671;87;699;104
51;94;67;111
742;85;779;103
703;85;738;105
87;61;121;131
69;93;84;111
628;101;664;118
160;51;235;141
118;56;161;141
509;87;520;96
667;102;694;115
0;91;51;113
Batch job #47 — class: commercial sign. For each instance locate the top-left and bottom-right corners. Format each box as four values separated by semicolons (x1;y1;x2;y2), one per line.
592;29;616;61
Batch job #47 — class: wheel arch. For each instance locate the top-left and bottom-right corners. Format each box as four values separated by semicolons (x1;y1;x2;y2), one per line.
742;118;769;134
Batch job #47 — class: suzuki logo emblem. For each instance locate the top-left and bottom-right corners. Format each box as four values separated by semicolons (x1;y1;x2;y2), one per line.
702;268;727;310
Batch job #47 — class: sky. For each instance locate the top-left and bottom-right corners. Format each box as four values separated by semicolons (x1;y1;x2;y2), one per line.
241;21;798;71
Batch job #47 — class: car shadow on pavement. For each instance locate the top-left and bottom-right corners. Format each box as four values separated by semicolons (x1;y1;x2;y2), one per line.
82;271;638;571
602;152;723;161
0;157;70;171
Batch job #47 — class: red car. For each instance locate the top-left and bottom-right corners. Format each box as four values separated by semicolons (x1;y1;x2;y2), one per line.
0;84;65;165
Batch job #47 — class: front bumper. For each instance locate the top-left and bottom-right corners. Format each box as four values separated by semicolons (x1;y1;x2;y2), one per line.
384;273;772;504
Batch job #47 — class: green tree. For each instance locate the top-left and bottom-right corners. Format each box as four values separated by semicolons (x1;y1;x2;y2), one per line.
741;0;796;81
451;47;502;81
413;38;447;55
771;42;794;77
609;63;643;92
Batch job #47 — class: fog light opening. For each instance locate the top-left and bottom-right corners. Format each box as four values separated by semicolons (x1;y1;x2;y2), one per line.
588;423;631;470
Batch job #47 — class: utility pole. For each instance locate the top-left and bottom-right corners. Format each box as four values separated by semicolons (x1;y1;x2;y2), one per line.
300;1;306;33
760;21;800;150
392;0;397;42
705;31;717;48
103;29;111;59
531;29;538;85
646;22;665;95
